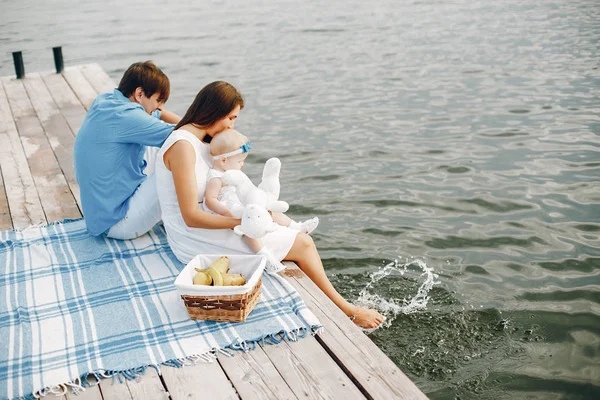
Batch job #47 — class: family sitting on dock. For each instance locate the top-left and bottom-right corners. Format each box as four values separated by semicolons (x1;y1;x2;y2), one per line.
73;61;384;329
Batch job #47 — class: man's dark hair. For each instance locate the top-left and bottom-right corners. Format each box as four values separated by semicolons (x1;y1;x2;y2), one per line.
117;61;170;102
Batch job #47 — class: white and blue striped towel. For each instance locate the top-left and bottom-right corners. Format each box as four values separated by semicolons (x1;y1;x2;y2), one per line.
0;219;321;400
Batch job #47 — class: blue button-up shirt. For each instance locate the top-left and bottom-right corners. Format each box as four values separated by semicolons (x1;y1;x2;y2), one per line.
74;89;174;236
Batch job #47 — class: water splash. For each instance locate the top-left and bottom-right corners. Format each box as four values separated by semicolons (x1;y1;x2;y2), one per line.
355;258;440;330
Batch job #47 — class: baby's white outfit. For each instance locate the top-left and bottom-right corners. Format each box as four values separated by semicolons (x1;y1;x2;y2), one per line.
201;169;242;213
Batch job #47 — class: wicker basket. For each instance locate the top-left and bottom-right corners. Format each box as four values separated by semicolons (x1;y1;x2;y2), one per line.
181;278;262;322
174;254;266;323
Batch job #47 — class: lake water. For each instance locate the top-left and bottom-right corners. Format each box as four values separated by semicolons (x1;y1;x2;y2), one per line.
2;0;599;398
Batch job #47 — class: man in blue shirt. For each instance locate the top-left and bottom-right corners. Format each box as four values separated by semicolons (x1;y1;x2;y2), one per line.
74;61;180;238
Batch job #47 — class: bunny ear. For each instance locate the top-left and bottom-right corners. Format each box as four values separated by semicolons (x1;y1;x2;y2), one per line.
267;201;289;213
262;158;282;176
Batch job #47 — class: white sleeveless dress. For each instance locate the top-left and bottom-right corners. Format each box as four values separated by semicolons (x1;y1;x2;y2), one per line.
155;129;298;264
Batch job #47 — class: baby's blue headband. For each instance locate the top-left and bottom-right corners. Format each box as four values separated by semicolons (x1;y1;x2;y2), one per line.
213;141;252;160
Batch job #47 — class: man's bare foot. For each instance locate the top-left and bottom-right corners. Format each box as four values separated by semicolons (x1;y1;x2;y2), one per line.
349;306;385;329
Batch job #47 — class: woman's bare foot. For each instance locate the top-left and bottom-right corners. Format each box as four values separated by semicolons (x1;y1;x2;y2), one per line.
349;306;385;329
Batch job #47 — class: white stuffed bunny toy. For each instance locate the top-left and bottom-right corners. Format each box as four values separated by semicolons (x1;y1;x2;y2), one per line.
222;158;288;273
222;157;289;217
232;204;278;239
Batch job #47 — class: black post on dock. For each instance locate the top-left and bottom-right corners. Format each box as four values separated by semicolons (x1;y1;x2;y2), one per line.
53;46;64;73
12;51;25;79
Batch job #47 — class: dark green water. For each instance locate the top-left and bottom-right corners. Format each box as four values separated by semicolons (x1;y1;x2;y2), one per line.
2;0;599;397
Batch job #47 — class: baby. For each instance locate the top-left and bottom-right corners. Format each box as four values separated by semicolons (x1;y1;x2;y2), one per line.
202;129;319;270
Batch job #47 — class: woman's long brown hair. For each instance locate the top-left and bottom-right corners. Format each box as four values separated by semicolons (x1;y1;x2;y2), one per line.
175;81;244;131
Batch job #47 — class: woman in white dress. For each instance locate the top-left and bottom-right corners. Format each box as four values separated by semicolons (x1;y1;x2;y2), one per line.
155;81;383;329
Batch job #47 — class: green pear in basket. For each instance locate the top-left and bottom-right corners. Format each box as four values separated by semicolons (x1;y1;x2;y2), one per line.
205;267;224;286
223;273;245;286
193;270;212;285
201;267;246;286
192;256;228;285
208;256;230;274
192;256;246;286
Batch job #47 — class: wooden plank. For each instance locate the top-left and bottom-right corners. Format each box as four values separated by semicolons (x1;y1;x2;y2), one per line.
42;72;87;135
97;378;133;399
0;80;46;228
125;368;170;400
61;66;97;109
22;73;82;212
65;387;103;400
281;263;428;400
79;63;116;94
97;369;169;400
64;381;103;400
161;360;239;400
2;76;80;223
260;336;365;400
217;348;296;400
0;164;13;230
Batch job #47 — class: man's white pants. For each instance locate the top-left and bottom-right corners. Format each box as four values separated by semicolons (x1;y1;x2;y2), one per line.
106;146;161;240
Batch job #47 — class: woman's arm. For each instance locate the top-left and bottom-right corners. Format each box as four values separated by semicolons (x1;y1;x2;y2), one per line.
165;141;239;228
204;178;234;217
160;109;182;124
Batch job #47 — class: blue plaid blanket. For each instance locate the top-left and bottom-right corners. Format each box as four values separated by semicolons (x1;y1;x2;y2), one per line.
0;219;320;400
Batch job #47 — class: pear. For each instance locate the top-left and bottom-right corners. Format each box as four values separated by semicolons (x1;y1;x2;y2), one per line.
208;256;230;275
205;267;224;286
193;257;242;286
223;273;246;286
193;270;212;285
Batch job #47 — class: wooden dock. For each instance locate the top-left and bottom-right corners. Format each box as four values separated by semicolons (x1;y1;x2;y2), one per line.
0;64;427;400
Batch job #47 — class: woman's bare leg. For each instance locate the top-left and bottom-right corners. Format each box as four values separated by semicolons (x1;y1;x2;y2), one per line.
284;233;384;329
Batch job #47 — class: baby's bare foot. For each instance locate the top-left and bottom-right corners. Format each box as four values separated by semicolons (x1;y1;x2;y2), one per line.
350;306;384;329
